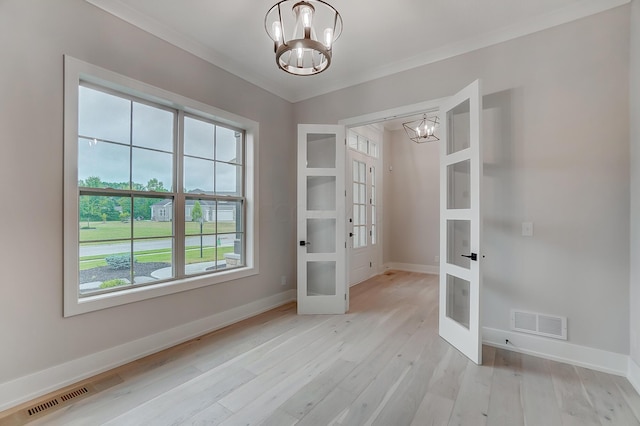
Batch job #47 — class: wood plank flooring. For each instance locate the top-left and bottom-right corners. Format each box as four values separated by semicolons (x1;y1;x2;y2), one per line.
4;271;640;425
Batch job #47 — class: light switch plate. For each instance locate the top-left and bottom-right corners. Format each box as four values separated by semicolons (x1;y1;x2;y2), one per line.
522;222;534;237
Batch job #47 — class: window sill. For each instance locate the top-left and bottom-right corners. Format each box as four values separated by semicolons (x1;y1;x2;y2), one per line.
64;266;258;317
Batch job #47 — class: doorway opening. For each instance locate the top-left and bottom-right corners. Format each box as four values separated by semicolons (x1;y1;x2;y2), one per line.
345;105;441;287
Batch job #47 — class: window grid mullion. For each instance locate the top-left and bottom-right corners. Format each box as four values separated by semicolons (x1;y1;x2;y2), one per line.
175;110;186;279
129;100;135;283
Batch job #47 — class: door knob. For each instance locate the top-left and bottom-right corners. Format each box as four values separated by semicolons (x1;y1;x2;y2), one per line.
300;241;311;246
461;253;478;261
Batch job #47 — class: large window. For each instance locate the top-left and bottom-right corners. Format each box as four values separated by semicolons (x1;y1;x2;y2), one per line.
64;56;258;316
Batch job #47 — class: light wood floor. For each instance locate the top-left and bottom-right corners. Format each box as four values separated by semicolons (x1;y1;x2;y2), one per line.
7;271;640;425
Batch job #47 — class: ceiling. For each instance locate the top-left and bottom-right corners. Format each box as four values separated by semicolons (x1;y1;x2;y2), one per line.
86;0;626;103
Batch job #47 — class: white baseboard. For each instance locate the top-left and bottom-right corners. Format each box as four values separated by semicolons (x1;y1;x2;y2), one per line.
384;262;439;275
629;357;640;395
0;289;296;412
483;327;628;376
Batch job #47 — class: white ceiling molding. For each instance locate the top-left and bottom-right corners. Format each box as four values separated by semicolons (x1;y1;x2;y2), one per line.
85;0;293;100
86;0;630;103
286;0;631;103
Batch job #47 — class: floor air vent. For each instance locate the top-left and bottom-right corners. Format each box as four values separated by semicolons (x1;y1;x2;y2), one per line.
25;386;89;417
60;386;89;402
510;309;567;340
27;398;59;416
3;385;95;424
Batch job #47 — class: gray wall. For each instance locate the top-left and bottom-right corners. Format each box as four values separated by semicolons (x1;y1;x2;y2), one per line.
0;0;295;384
630;0;640;366
383;129;439;268
296;6;631;354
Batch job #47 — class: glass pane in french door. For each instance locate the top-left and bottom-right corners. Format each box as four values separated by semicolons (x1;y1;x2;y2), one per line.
447;220;471;269
446;274;470;329
307;176;336;211
306;219;336;253
446;99;471;155
307;133;336;168
447;160;470;210
307;261;337;296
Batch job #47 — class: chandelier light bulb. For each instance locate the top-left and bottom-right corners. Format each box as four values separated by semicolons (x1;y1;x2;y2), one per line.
324;27;333;48
300;5;313;28
272;21;282;42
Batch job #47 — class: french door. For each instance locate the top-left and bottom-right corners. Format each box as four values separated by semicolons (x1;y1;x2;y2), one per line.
297;125;347;314
438;80;483;364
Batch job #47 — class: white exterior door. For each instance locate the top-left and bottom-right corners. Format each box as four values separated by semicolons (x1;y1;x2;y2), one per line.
297;124;347;314
348;150;378;286
438;80;483;364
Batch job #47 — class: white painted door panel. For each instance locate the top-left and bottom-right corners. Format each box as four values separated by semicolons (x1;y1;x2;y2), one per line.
438;80;483;364
297;124;347;314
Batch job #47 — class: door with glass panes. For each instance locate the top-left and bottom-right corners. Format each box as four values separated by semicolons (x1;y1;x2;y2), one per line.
439;79;483;364
347;132;379;286
297;124;346;314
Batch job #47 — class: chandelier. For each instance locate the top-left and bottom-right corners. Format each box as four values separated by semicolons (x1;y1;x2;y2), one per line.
403;114;440;144
265;0;343;76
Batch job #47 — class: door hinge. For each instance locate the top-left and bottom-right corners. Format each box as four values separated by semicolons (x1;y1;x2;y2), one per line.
345;294;347;300
345;242;347;248
370;262;372;267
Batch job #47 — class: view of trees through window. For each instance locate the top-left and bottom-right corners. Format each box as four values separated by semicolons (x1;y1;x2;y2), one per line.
79;177;168;225
77;84;245;296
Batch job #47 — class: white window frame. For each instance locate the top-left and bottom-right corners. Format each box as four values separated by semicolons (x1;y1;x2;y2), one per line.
63;56;259;316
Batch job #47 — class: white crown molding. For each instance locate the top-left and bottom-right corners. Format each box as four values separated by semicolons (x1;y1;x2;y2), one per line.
296;0;631;102
85;0;294;101
86;0;629;103
0;289;295;412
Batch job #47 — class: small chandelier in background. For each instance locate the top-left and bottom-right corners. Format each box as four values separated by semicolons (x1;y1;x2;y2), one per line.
265;0;343;76
403;114;440;144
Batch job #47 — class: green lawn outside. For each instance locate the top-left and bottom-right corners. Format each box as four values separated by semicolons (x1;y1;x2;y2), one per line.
79;246;235;270
80;220;239;242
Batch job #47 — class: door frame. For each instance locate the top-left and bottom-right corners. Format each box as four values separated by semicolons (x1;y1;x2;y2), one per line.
338;92;483;362
339;97;445;286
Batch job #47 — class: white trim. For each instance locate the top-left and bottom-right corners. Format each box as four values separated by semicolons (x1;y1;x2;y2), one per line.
339;98;444;128
63;56;260;316
483;327;628;376
84;0;287;101
86;0;629;102
0;290;295;412
629;358;640;395
307;0;630;104
384;263;439;275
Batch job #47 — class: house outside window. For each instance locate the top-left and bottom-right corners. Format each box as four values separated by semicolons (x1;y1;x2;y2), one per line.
64;56;258;316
